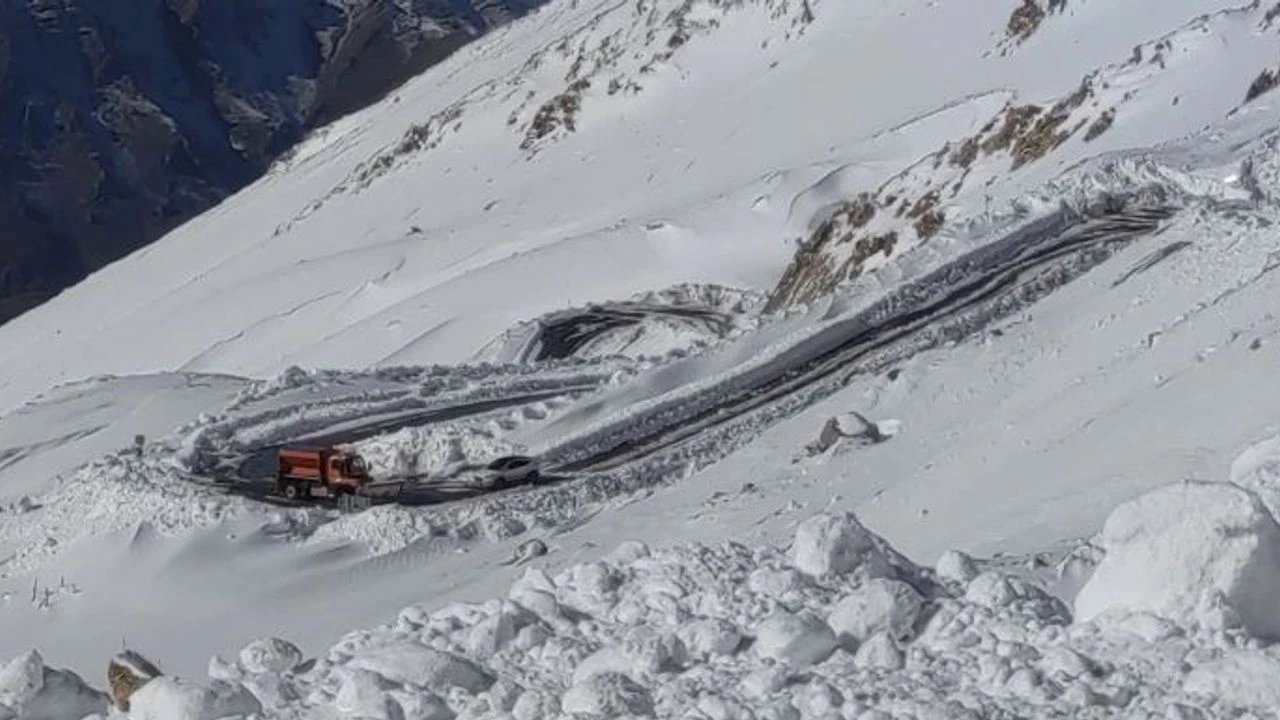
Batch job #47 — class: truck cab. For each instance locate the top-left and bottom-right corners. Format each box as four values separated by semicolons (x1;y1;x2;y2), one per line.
326;453;369;491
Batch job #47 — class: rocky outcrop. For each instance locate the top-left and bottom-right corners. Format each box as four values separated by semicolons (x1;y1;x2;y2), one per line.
0;0;545;325
1245;66;1280;104
1003;0;1068;46
106;650;162;712
766;25;1143;312
806;413;901;455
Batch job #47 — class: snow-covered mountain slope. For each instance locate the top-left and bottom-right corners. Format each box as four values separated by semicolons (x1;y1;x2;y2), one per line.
2;0;1272;414
5;0;1280;715
0;374;245;505
0;0;544;325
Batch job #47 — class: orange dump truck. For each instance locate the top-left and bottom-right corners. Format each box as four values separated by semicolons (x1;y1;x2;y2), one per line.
276;447;402;508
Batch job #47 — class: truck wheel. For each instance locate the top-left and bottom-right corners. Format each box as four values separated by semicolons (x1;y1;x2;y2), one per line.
283;482;301;501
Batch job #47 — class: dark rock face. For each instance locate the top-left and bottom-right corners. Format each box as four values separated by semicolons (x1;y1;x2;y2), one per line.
0;0;544;323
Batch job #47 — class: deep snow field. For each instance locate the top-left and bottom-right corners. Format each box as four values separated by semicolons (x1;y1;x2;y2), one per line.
5;0;1280;717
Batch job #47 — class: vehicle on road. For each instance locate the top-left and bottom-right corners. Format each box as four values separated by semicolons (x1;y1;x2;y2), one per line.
276;447;401;506
479;455;542;489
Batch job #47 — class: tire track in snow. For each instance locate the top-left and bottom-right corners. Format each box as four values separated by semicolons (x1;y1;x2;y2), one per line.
551;201;1174;474
362;198;1178;540
219;385;603;501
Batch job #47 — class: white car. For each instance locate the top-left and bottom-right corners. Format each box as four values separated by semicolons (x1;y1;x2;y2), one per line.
479;455;542;488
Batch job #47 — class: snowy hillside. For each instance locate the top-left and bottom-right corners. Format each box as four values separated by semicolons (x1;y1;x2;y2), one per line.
6;0;1275;411
0;0;543;324
5;0;1280;717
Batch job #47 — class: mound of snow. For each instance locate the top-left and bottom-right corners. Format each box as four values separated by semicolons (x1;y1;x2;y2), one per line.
791;512;894;578
466;602;539;657
0;453;246;576
128;676;261;720
0;652;43;710
561;672;654;717
752;610;838;668
1230;433;1280;517
676;618;742;661
237;638;302;676
0;651;108;720
1074;481;1280;639
572;626;685;683
0;648;106;712
827;578;923;648
852;632;904;671
1183;651;1280;709
349;643;493;693
351;425;519;481
934;549;979;585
